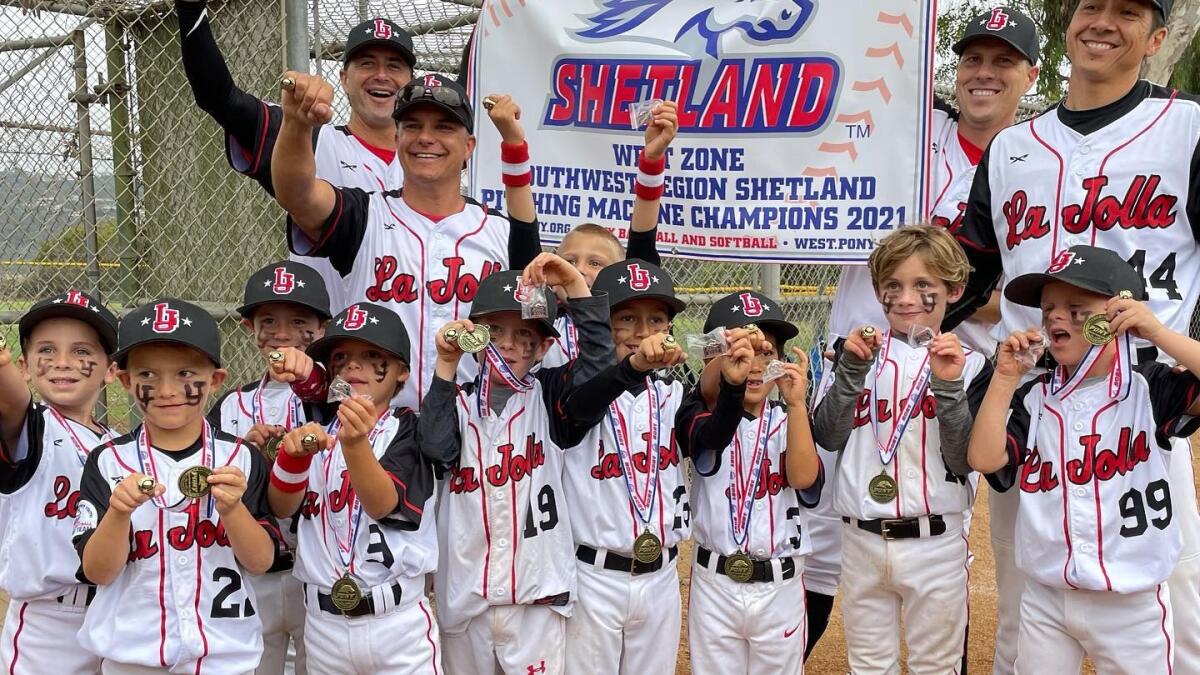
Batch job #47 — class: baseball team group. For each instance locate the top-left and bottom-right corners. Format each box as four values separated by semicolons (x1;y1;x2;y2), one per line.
1;0;1198;673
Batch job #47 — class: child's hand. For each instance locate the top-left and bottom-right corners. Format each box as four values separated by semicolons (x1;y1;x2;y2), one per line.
269;346;314;383
244;424;283;450
1106;297;1164;342
335;395;377;448
996;329;1042;379
522;252;588;299
723;326;770;356
484;93;525;145
110;474;164;515
844;326;881;361
928;332;965;381
281;422;331;459
208;466;248;515
436;320;473;362
278;71;334;127
776;347;811;407
630;333;687;372
643;100;678;161
721;335;755;385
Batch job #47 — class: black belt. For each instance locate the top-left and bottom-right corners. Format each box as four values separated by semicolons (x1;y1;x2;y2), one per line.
311;581;402;617
266;551;295;574
696;546;796;583
576;544;678;576
843;515;946;540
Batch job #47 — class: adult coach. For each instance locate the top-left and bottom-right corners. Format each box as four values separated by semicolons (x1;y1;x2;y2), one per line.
809;6;1040;659
945;1;1200;672
178;0;417;314
270;72;541;413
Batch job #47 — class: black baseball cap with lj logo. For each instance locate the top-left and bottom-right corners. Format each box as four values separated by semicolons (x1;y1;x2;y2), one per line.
1004;245;1146;308
343;18;416;69
112;298;223;367
952;6;1040;65
391;73;474;131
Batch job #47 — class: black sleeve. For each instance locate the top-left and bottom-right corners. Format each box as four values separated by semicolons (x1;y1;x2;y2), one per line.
1189;129;1200;243
287;186;372;276
537;294;617;449
72;444;115;566
417;375;464;467
626;229;661;266
942;146;1002;331
1140;362;1200;446
507;213;543;270
984;378;1039;493
0;402;42;494
676;377;746;477
376;411;436;525
562;354;645;423
966;358;994;415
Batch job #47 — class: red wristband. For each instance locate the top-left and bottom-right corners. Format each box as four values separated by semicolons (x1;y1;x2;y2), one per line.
634;150;666;201
271;450;313;493
501;141;532;187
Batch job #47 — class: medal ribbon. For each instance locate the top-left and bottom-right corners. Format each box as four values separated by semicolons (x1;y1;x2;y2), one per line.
727;402;773;553
319;411;391;578
1049;331;1133;402
869;331;933;465
476;343;535;418
47;407;108;467
562;315;579;361
251;373;301;430
137;420;216;515
607;378;661;530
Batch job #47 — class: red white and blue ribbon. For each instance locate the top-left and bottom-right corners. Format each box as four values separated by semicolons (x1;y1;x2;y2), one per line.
607;378;661;530
319;411;391;578
136;420;216;515
250;374;302;430
727;401;773;553
1049;330;1133;402
869;331;932;465
477;343;535;418
47;407;108;468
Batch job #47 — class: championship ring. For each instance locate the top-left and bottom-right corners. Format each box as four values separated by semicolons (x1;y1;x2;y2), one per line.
859;326;877;340
723;551;754;583
301;433;319;451
633;530;662;564
330;573;363;613
1082;314;1114;346
137;477;156;494
280;75;296;90
1118;290;1134;300
456;325;492;354
661;334;678;350
868;471;898;504
261;436;283;462
744;324;760;334
444;327;460;343
0;335;7;350
268;350;284;364
178;466;213;500
482;96;497;110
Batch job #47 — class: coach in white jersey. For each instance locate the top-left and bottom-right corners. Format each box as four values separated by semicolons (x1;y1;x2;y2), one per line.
945;1;1200;671
179;1;416;314
271;72;542;414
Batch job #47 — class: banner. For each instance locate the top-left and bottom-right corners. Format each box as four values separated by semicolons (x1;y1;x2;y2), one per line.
467;0;937;263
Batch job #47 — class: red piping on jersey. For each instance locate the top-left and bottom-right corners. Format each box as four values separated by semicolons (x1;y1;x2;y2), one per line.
308;190;344;253
193;520;210;674
387;472;425;516
419;600;441;675
382;198;427;410
235;390;252;419
1044;402;1078;589
506;407;525;606
1158;584;1174;674
110;440;138;475
1027;118;1065;261
1093;91;1178;247
930;138;954;216
451;209;490;324
1160;382;1199;441
249;101;270;175
1089;399;1120;591
459;391;491;600
8;601;26;672
957;132;984;166
956;529;972;675
157;511;169;667
882;354;901;519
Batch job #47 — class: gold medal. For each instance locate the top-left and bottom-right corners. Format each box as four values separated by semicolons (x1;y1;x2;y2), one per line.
724;551;754;583
633;530;662;564
178;466;213;500
859;326;877;339
261;436;283;462
330;573;362;613
137;476;156;494
268;350;284;363
1118;290;1134;300
1082;314;1114;346
456;325;492;354
868;471;898;504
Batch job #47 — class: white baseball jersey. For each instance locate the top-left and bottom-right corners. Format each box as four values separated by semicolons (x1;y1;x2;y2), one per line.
563;378;689;552
832;335;990;520
999;362;1198;593
828;103;996;353
952;82;1200;343
290;188;535;414
292;407;438;593
73;425;274;673
0;403;109;601
691;402;817;560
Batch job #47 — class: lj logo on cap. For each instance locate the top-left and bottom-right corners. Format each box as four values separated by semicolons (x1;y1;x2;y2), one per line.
343;305;369;331
372;18;392;39
272;267;296;295
626;263;652;292
738;292;764;317
986;8;1010;30
151;303;180;334
1047;250;1077;274
64;290;90;308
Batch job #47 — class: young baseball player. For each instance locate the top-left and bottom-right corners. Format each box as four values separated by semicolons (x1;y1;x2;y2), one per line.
419;254;614;675
812;225;992;673
73;298;278;674
685;294;821;674
0;290;117;674
206;260;331;674
266;302;441;675
558;259;689;674
969;244;1200;672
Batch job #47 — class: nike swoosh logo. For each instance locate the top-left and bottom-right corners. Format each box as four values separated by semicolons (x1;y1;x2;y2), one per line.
784;622;803;638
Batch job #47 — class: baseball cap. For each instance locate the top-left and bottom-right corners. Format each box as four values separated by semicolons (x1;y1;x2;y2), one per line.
391;73;473;130
113;299;222;367
1004;245;1146;308
307;302;411;367
1149;0;1172;20
19;290;118;354
704;290;799;343
343;18;416;69
592;259;686;318
236;261;332;320
953;7;1040;65
469;270;560;337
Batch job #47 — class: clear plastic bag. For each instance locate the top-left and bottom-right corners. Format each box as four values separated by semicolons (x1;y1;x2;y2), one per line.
908;325;936;349
762;359;787;385
686;327;730;361
327;376;355;403
628;99;662;130
517;282;550;320
1014;332;1048;369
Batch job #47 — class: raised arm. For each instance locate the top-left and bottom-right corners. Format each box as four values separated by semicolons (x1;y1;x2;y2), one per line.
0;341;32;453
810;327;878;452
968;330;1039;474
176;0;262;147
418;323;467;467
272;72;339;237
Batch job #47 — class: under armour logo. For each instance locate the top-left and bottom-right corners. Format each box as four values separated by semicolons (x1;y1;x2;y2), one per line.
526;662;546;675
985;8;1010;30
372;19;392;39
64;290;89;307
272;267;296;295
151;302;180;334
627;263;652;292
1047;250;1076;274
738;292;764;317
1009;154;1028;163
342;305;368;331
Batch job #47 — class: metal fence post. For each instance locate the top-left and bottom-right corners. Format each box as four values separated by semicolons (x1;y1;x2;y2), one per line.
760;263;781;299
105;21;138;309
284;0;308;72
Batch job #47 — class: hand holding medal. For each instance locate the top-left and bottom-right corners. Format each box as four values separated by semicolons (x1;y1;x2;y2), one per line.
204;466;250;515
1105;290;1162;343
